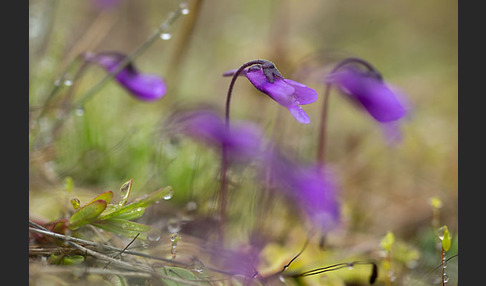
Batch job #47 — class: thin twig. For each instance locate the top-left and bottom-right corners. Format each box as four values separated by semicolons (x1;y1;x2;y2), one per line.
28;224;234;276
69;241;152;272
280;235;311;273
104;232;140;269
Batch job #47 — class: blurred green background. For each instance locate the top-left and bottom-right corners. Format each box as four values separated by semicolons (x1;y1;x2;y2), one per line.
29;0;457;284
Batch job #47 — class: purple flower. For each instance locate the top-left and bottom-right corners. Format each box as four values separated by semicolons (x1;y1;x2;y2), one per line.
326;65;406;123
205;233;266;278
165;108;263;162
210;245;262;278
224;65;318;124
267;149;340;233
84;52;166;101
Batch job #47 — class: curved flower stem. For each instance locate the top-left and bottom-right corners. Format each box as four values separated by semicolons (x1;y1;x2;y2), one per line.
218;59;267;243
224;59;267;125
316;57;380;166
49;4;187;135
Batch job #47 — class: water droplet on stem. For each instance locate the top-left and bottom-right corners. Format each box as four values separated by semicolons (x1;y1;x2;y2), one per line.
160;33;172;40
163;189;173;200
147;228;161;242
180;2;190;14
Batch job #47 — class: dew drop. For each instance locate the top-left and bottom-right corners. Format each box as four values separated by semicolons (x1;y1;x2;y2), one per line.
443;274;449;283
147;228;161;242
170;233;180;242
54;79;62;86
71;198;80;209
160;33;172;40
75;107;84;116
387;270;396;282
278;275;286;283
180;3;190;15
193;260;204;273
406;259;419;269
64;79;73;86
346;263;354;270
167;218;181;233
163;189;174;200
186;201;197;211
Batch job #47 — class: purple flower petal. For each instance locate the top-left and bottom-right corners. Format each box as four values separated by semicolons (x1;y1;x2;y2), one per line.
327;67;406;123
85;52;166;101
266;149;340;233
166;109;263;162
244;68;318;124
288;105;311;124
284;79;319;105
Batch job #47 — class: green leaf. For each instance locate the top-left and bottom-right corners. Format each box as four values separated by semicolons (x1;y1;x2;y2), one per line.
158;266;212;286
88;190;114;205
105;206;146;220
100;186;172;220
48;254;85;265
91;218;151;238
68;200;107;230
109;275;129;286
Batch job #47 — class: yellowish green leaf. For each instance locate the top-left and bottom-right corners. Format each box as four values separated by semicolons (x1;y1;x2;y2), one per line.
87;190;113;205
91;218;150;238
68;200;107;230
158;266;212;286
100;186;172;220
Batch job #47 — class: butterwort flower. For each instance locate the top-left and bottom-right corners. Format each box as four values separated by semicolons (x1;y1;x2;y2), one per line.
324;58;409;144
224;62;318;124
326;64;406;123
84;52;166;101
266;149;340;233
165;108;263;162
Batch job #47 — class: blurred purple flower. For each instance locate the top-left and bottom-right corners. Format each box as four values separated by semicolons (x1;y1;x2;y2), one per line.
267;149;340;233
326;65;406;123
205;232;267;278
213;245;261;278
84;52;166;101
165;109;263;162
224;65;318;124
